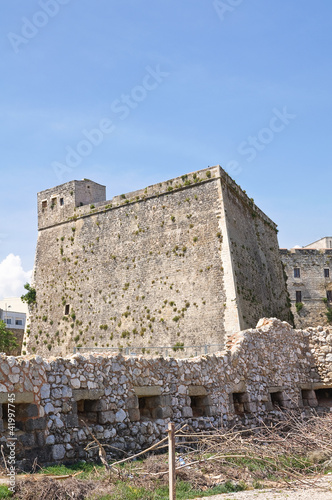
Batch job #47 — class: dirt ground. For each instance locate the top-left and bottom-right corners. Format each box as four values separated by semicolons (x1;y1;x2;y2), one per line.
192;475;332;500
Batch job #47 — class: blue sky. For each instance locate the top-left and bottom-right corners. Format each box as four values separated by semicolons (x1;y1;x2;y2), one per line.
0;0;331;299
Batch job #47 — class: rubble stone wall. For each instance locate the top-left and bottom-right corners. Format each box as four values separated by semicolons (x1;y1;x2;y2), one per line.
1;319;332;469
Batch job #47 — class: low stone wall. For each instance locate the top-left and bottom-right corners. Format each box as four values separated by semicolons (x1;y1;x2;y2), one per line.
0;318;331;470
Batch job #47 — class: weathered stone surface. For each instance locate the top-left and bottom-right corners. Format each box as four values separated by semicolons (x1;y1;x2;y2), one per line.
52;444;65;460
281;247;332;329
26;166;291;358
0;319;331;468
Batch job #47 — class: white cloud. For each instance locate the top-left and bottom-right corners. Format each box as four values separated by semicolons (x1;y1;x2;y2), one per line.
0;254;32;300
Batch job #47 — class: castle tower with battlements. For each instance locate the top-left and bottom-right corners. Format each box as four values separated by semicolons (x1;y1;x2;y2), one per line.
27;166;291;356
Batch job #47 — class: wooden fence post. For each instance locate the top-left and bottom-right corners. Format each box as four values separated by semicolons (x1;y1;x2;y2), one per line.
168;422;176;500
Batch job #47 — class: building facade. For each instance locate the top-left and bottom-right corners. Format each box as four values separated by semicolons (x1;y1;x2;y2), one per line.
0;303;26;355
280;237;332;328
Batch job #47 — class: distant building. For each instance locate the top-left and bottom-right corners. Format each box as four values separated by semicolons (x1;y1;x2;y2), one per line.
280;237;332;328
303;237;332;250
0;298;28;355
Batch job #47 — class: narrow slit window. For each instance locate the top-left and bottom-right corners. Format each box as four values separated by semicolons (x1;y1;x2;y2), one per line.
64;304;70;315
60;198;64;206
324;269;330;278
296;291;302;303
327;291;332;302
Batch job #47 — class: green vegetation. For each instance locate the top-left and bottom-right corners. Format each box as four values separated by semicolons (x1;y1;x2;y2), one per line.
172;341;184;351
0;320;18;353
325;307;332;323
295;302;303;313
21;282;36;305
0;485;12;498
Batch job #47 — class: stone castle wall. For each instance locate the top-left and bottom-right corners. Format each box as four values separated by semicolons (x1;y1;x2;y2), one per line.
220;178;289;329
281;249;332;328
1;319;332;469
27;166;290;357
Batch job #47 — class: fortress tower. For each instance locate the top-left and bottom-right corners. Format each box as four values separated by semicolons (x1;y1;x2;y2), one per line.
27;166;291;356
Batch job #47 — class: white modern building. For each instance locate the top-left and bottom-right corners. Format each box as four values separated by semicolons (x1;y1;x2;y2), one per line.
0;297;28;330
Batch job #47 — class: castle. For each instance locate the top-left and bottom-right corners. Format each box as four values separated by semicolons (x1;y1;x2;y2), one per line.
26;165;291;356
1;167;332;470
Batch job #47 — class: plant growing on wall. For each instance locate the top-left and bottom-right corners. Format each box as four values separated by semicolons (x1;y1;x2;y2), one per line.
295;302;303;313
0;320;18;353
172;341;184;351
325;307;332;324
21;283;36;305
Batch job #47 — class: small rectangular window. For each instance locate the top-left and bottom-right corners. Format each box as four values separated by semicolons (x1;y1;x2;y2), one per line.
232;392;250;415
77;399;100;424
301;389;317;407
315;388;332;408
15;319;23;326
270;391;284;409
42;200;47;209
60;198;64;206
327;291;332;302
5;318;11;325
324;269;330;278
294;268;300;278
64;304;70;315
138;395;162;421
296;291;302;303
190;395;210;417
51;197;57;206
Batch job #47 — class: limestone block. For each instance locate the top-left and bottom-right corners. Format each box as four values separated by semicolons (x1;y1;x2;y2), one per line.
134;386;161;397
52;444;66;460
128;408;140;422
181;406;193;418
25;416;47;431
115;409;126;422
98;411;115;424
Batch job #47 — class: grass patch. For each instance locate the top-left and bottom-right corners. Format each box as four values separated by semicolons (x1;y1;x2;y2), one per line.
87;480;247;500
0;485;12;498
39;461;106;480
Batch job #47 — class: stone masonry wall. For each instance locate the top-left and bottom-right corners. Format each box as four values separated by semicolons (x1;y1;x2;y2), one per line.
281;249;332;328
27;166;290;357
220;176;290;330
29;167;227;356
1;319;332;470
